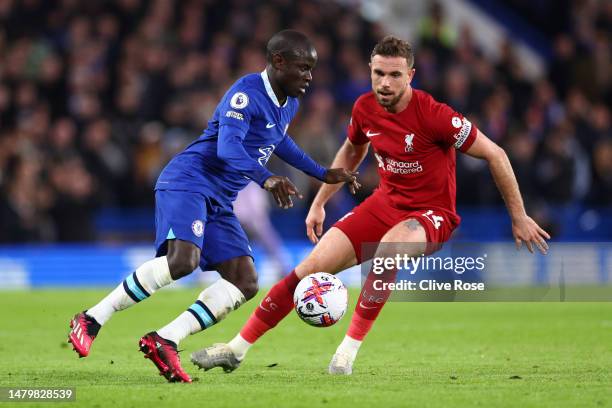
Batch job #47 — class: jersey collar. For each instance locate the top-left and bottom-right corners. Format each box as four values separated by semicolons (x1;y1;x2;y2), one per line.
261;70;288;108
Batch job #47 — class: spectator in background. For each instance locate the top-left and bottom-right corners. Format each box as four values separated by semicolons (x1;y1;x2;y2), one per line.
48;155;98;242
505;129;538;206
442;66;471;115
535;122;580;204
131;121;165;206
81;118;129;205
418;1;456;62
589;139;612;206
291;90;339;195
46;117;78;161
0;154;52;242
549;34;578;99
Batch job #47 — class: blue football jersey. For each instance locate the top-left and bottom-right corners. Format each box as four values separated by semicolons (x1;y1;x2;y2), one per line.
155;70;302;202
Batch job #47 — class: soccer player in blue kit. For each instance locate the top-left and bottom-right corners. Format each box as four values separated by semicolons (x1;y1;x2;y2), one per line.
67;30;359;383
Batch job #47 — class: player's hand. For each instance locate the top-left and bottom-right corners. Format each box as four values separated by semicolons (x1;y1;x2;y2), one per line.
305;204;325;244
323;168;361;194
263;176;303;209
512;215;551;254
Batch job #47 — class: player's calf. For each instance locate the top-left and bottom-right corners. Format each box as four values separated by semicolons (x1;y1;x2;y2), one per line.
81;256;174;330
156;278;247;346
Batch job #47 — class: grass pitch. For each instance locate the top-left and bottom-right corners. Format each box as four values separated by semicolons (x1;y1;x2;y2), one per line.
1;289;611;407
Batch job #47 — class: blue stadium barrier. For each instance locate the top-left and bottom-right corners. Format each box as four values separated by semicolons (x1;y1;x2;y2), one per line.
0;242;610;290
0;242;360;289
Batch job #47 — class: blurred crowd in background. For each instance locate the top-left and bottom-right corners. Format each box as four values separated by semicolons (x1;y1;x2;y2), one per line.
0;0;610;243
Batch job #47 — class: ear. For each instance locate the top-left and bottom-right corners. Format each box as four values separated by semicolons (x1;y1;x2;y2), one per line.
271;53;285;70
407;68;416;84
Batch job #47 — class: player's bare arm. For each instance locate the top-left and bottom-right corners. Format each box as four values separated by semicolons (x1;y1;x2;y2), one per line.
306;139;369;243
465;129;550;254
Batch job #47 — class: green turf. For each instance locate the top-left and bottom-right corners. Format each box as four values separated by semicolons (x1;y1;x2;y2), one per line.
1;289;611;407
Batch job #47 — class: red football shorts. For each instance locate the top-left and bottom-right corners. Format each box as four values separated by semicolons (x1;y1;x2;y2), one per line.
332;190;459;263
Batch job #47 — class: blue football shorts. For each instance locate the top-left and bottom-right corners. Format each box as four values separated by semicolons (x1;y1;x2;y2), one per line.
154;189;253;271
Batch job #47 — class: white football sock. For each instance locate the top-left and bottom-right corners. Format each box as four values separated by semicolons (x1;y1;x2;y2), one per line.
87;256;172;325
157;278;246;345
228;334;252;361
336;335;362;360
155;310;201;346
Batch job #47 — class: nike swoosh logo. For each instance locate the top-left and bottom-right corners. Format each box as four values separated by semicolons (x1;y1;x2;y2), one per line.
366;130;381;137
359;301;378;310
266;123;276;128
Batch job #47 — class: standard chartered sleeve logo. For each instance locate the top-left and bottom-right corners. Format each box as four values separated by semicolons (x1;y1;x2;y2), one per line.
453;118;472;149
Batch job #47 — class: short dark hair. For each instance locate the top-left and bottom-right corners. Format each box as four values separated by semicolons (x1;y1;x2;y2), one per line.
371;36;414;68
266;29;313;62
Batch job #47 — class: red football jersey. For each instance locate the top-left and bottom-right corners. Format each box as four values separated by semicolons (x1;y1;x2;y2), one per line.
347;89;477;228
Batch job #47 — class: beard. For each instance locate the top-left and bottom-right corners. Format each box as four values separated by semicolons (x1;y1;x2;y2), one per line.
375;87;405;109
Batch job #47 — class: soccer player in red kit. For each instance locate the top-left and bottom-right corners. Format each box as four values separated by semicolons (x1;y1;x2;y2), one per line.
191;36;550;375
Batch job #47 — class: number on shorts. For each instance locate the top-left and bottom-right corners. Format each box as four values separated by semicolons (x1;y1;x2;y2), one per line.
422;210;444;230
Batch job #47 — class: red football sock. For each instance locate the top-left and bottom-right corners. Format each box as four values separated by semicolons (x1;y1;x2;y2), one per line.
347;268;397;341
240;270;300;344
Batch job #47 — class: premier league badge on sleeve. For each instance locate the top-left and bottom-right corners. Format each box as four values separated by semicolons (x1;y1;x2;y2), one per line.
452;116;462;128
230;92;249;109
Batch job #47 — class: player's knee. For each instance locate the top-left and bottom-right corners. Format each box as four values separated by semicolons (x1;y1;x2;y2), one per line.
375;241;424;259
217;257;259;300
223;270;258;300
295;256;322;279
167;249;199;279
232;263;259;300
236;275;259;300
295;264;315;279
166;240;201;279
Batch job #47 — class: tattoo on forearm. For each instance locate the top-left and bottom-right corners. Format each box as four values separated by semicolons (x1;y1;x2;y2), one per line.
404;219;422;231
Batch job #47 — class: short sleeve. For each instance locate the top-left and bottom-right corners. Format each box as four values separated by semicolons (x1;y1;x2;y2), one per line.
347;103;369;145
218;89;258;133
429;101;477;153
